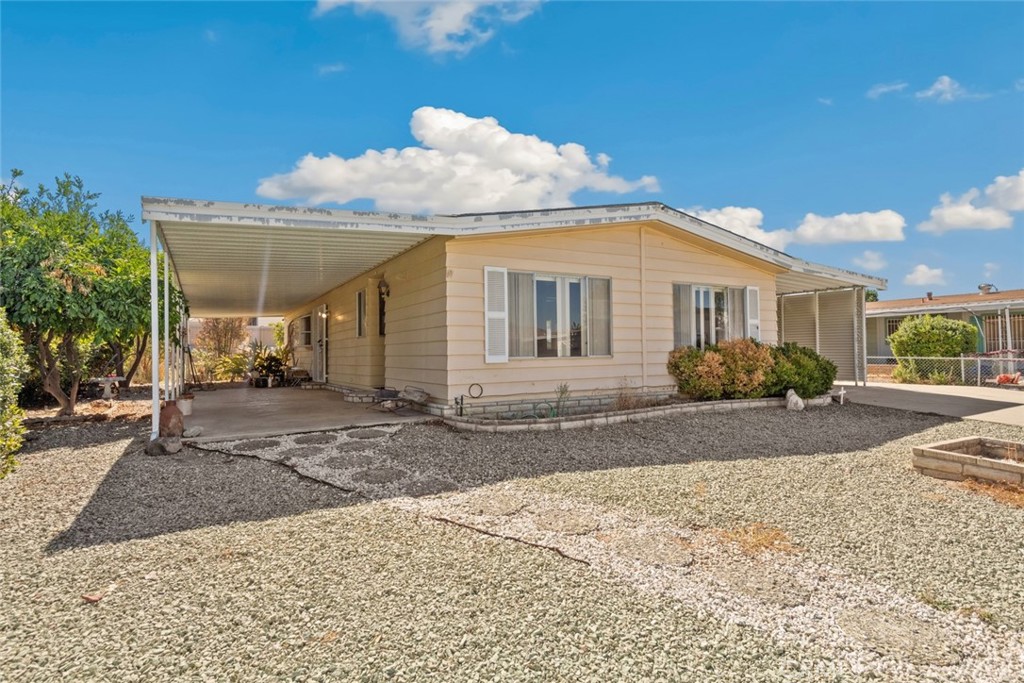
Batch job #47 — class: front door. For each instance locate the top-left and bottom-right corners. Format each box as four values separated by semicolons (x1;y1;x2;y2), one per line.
313;304;328;382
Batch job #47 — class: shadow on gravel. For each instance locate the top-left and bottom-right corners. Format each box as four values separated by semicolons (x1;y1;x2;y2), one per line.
43;403;958;553
376;403;960;490
46;438;356;554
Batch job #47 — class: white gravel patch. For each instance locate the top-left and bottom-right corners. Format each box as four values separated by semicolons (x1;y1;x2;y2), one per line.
390;486;1024;682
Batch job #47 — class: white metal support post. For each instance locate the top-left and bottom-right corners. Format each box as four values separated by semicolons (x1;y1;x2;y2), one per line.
163;246;170;400
149;222;160;441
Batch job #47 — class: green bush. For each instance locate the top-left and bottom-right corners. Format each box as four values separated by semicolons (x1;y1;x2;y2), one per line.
887;315;977;358
765;343;837;398
668;339;778;401
1;308;29;478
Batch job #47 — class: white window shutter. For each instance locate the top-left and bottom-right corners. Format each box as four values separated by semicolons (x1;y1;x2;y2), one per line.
484;267;509;363
745;286;761;341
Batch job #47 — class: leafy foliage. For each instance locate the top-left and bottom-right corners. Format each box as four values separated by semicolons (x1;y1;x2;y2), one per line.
669;340;836;401
0;170;183;414
0;308;28;478
887;315;977;358
764;343;837;398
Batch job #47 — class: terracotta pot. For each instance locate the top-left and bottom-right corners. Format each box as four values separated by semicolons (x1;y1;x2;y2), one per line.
160;400;185;437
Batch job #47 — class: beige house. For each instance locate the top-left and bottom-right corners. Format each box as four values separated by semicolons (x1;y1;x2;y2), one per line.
143;199;884;416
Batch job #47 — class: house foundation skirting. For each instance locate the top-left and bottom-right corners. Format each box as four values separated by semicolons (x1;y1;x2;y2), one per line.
296;381;832;426
444;394;834;432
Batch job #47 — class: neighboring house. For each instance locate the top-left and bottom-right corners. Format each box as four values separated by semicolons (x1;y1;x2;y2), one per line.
867;289;1024;357
142;199;884;415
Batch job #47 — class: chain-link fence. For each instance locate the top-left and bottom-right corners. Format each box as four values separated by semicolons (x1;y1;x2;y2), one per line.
867;353;1024;386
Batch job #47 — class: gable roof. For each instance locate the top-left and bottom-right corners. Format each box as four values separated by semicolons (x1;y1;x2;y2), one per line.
867;289;1024;317
142;197;887;316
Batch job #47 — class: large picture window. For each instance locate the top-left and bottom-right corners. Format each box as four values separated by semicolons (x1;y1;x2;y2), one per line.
489;268;611;361
673;283;760;349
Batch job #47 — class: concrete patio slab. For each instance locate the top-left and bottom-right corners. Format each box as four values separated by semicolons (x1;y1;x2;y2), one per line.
839;382;1024;426
183;387;430;442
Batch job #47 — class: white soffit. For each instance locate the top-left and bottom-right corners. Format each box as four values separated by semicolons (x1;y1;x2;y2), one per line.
155;220;429;316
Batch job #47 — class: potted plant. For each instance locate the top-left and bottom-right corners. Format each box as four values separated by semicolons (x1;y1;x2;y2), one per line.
252;351;285;388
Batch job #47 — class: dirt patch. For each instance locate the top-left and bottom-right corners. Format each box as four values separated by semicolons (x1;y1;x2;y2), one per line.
714;523;798;555
959;478;1024;509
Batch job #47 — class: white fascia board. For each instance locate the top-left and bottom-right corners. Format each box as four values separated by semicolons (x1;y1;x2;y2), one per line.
141;197;886;289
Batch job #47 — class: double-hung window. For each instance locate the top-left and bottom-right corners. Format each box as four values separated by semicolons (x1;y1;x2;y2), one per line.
485;267;612;362
673;283;760;349
296;315;313;347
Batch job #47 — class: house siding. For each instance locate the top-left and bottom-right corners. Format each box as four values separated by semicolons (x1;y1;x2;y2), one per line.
284;236;449;397
443;221;779;403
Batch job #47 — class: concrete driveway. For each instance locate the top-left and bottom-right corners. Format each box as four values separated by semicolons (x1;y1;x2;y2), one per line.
185;386;430;442
840;382;1024;426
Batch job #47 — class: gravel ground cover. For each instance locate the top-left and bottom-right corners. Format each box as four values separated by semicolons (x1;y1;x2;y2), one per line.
3;403;1023;681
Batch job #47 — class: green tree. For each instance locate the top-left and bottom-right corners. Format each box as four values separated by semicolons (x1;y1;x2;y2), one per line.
887;315;977;358
865;289;879;302
0;307;28;478
0;170;182;414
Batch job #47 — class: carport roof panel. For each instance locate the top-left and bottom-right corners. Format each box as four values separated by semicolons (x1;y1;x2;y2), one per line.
155;219;431;316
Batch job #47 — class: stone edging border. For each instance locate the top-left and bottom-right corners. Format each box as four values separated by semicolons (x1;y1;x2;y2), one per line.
442;394;834;432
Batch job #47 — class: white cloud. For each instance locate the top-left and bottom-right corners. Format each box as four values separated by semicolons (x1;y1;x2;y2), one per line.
985;168;1024;211
919;169;1024;234
687;207;905;251
688;206;792;250
317;62;347;76
203;29;219;43
315;1;539;55
853;250;887;272
904;264;946;286
919;190;1012;233
792;210;906;245
983;262;1000;280
817;97;833;106
1016;78;1024;92
257;106;659;213
866;81;908;99
915;75;987;103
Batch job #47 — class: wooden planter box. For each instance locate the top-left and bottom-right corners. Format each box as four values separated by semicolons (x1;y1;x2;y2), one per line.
912;437;1024;484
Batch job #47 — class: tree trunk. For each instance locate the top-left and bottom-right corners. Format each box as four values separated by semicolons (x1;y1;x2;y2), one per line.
60;333;81;416
36;332;73;415
123;332;148;388
110;341;127;387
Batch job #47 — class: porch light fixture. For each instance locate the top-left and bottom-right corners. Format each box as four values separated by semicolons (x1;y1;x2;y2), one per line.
378;278;391;298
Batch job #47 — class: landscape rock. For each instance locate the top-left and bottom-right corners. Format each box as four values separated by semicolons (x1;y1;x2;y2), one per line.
786;389;805;412
145;436;182;456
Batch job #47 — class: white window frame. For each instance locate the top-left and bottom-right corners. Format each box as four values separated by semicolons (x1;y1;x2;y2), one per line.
295;314;313;347
507;271;611;360
356;290;366;338
675;283;760;348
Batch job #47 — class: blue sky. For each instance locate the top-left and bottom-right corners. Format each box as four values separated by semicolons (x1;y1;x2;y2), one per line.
2;1;1022;298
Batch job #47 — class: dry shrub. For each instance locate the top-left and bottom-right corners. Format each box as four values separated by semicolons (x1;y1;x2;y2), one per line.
959;478;1024;509
715;522;798;555
612;377;647;411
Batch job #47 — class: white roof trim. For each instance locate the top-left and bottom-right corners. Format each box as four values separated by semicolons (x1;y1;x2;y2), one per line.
142;197;886;291
867;300;1024;317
